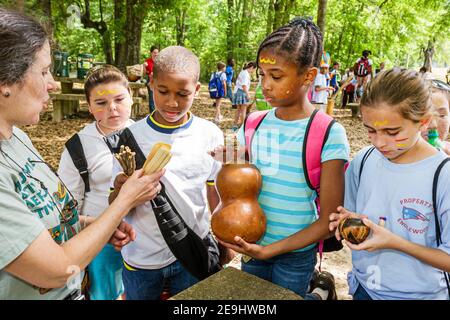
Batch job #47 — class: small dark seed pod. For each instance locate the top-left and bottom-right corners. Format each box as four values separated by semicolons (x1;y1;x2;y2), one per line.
338;217;370;244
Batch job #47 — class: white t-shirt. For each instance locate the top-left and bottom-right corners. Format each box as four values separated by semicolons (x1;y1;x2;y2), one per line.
234;69;251;93
110;113;223;269
312;73;328;104
57;120;134;218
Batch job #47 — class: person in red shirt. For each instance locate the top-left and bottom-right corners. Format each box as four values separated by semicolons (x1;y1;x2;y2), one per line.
144;46;159;113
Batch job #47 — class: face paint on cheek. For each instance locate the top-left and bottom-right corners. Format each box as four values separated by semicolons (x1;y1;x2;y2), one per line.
259;57;277;65
91;108;105;114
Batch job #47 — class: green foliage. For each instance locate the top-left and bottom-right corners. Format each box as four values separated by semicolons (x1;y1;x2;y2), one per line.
9;0;449;80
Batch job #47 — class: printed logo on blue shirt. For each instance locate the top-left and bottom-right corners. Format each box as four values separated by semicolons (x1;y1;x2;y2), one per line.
397;198;432;235
402;206;430;222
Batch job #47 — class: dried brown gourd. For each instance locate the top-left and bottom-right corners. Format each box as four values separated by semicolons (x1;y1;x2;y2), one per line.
338;217;370;244
211;136;266;243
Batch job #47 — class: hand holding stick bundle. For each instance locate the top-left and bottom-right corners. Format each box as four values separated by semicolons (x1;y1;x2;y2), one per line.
114;145;136;176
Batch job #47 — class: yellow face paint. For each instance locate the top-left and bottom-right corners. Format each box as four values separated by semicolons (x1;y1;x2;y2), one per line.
259;57;276;65
373;120;388;127
96;89;119;96
396;143;407;148
91;108;105;114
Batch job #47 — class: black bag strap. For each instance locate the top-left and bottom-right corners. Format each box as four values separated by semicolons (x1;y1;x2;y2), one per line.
358;146;376;182
431;157;450;298
65;134;90;193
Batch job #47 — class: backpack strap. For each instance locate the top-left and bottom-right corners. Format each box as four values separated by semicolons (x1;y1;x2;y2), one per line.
301;109;335;271
302;109;335;195
358;146;376;182
431;157;450;298
243;110;270;161
65;134;90;193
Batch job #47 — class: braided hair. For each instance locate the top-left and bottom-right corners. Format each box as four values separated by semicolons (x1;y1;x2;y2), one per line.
257;17;323;73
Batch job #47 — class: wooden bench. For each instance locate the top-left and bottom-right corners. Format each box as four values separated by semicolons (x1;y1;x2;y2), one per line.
50;93;143;122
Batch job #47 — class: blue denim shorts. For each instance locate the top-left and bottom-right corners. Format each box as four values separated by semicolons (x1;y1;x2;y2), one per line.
241;247;317;298
122;259;198;300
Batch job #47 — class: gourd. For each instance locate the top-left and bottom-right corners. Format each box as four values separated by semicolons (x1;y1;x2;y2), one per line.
338;217;370;244
211;163;266;243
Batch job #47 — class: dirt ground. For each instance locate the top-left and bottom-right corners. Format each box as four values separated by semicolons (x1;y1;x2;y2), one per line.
20;85;371;300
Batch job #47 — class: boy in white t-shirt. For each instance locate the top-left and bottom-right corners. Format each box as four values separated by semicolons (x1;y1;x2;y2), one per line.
312;64;333;104
109;46;226;300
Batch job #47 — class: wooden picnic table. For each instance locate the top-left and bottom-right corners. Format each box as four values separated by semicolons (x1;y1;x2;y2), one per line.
52;76;147;121
54;76;147;96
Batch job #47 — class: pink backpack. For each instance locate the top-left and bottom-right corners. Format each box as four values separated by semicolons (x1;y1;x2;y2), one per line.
244;109;344;270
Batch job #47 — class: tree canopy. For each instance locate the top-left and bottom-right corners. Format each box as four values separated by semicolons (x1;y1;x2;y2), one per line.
2;0;449;80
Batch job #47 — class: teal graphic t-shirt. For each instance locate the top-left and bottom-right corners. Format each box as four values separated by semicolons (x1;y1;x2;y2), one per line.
0;128;82;299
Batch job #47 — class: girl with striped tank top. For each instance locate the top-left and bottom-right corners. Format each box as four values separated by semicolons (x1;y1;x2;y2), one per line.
211;17;350;299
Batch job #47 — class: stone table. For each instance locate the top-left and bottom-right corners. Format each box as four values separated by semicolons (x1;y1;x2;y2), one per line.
171;267;302;300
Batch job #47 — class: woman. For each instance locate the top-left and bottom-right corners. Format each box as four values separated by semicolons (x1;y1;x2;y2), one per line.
144;46;159;114
0;8;163;300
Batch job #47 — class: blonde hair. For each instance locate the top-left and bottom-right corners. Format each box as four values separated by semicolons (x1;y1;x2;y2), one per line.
361;68;432;122
84;65;130;103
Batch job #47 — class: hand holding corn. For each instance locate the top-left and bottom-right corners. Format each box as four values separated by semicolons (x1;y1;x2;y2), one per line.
142;143;172;175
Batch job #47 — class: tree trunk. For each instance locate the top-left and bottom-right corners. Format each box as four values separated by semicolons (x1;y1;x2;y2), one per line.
114;0;127;70
226;0;234;61
175;6;188;46
80;0;114;64
422;39;434;72
266;0;275;35
238;0;249;48
39;0;53;37
14;0;25;12
124;0;147;66
272;0;284;31
317;0;327;37
282;0;295;25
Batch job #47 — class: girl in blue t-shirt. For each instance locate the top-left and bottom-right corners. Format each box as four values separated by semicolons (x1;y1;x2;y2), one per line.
329;68;450;300
212;17;350;300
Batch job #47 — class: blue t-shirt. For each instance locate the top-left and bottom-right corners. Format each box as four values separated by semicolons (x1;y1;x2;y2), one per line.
238;109;350;251
225;66;234;84
345;147;450;300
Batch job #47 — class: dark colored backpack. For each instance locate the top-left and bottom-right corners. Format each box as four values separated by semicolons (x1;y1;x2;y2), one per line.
208;72;225;99
244;109;347;269
355;58;370;77
65;134;90;193
359;147;450;297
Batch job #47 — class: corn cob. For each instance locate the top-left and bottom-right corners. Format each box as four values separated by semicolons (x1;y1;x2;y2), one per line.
143;143;172;175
